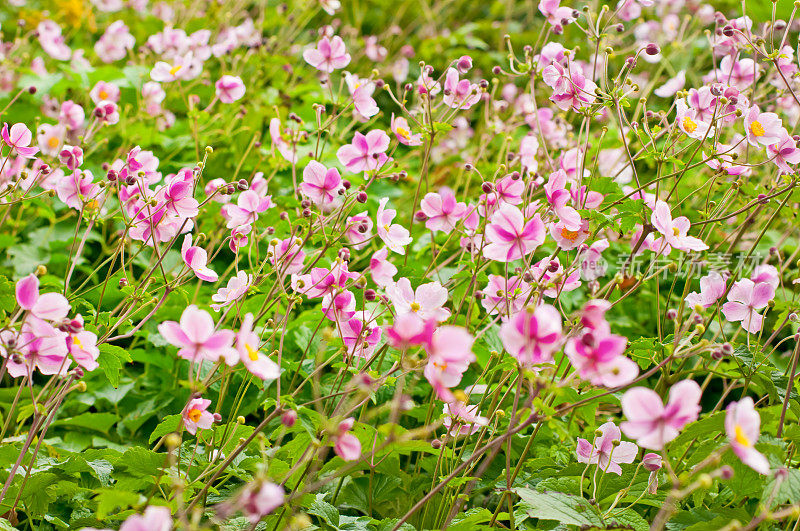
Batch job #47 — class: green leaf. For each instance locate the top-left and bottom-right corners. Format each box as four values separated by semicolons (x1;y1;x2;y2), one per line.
53;412;120;434
514;488;604;527
149;414;182;444
308;497;339;527
97;343;133;388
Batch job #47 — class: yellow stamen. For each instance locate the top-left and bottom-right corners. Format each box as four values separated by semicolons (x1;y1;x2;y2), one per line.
245;343;259;362
47;136;59;148
560;227;580;241
99;90;109;100
682;116;698;134
672;227;680;236
72;336;82;348
750;120;765;137
410;302;421;312
187;408;203;423
169;64;183;76
396;126;411;140
734;424;751;447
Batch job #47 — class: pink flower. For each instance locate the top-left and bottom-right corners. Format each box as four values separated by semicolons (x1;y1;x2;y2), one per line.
119;506;172;531
745;106;783;147
423;326;475;402
2;123;39;159
215;75;246;104
268;237;306;275
211;271;252;311
339;314;382;359
300;161;343;211
236;313;280;380
293;261;356;298
651;200;708;252
377;197;412;254
725;397;770;475
420;188;468;232
621;379;702;450
654;70;686;98
239;482;285;523
59;145;83;170
480;275;531;316
519;135;539;173
223;190;273;229
2;317;69;377
538;0;576;26
56;170;102;211
566;326;638;387
322;290;356;322
550;219;589;250
37;20;72;61
345;73;379;119
303;36;351;72
387;278;450;322
229;224;252;253
15;274;70;321
370;247;397;286
767;131;800;173
391;114;422;146
182;397;214;435
345;211;373;249
94;101;120;125
576;422;638;475
336;130;391;174
385;313;435;350
67;320;100;372
90;81;120;104
499;304;562;366
443;401;488;436
482;204;545;262
158;305;238;364
751;264;779;290
59;100;85;130
721;278;774;333
37;123;66;157
333;418;361;461
676;100;714;140
181;234;218;282
269;117;299;163
685;272;726;309
442;68;481;109
94;21;135;63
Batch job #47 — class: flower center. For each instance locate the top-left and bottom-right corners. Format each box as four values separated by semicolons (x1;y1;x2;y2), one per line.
410;302;421;312
396;127;410;140
734;424;751;447
560;227;579;241
169;64;183;76
750;120;765;137
245;343;259;362
187;408;203;423
72;336;82;348
99;90;109;100
672;227;680;236
682;116;697;134
48;136;60;148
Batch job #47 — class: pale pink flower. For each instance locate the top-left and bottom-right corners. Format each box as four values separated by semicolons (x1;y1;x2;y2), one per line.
377;197;412;254
337;130;391;174
268;237;306;275
767;131;800;174
2;123;39;158
576;421;638;475
119;506;172;531
211;271;252;311
651;200;708;252
725;397;770;475
676;99;714;140
37;123;66;157
15;274;70;321
94;100;120;125
223;190;273;229
59;100;85;130
345;211;373;249
215;75;245;104
56;170;102;210
745;106;783;147
181;234;218;282
442;68;481;109
423;326;475;402
322;290;356;322
566;326;638;388
239;482;285;523
66;316;99;372
443;402;488;436
482;204;545;262
500;304;562;366
90;81;120;104
480;275;531;316
621;379;702;450
721;278;774;333
370;247;397;287
391;114;422;146
420;188;467;232
333;418;361;460
95;21;135;62
685;272;726;309
654;70;686;98
300;161;343;211
236;313;280;380
385;313;435;350
58;145;83;170
158;305;238;364
303;36;351;72
182;397;214;435
269;117;299;163
387;278;450;322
